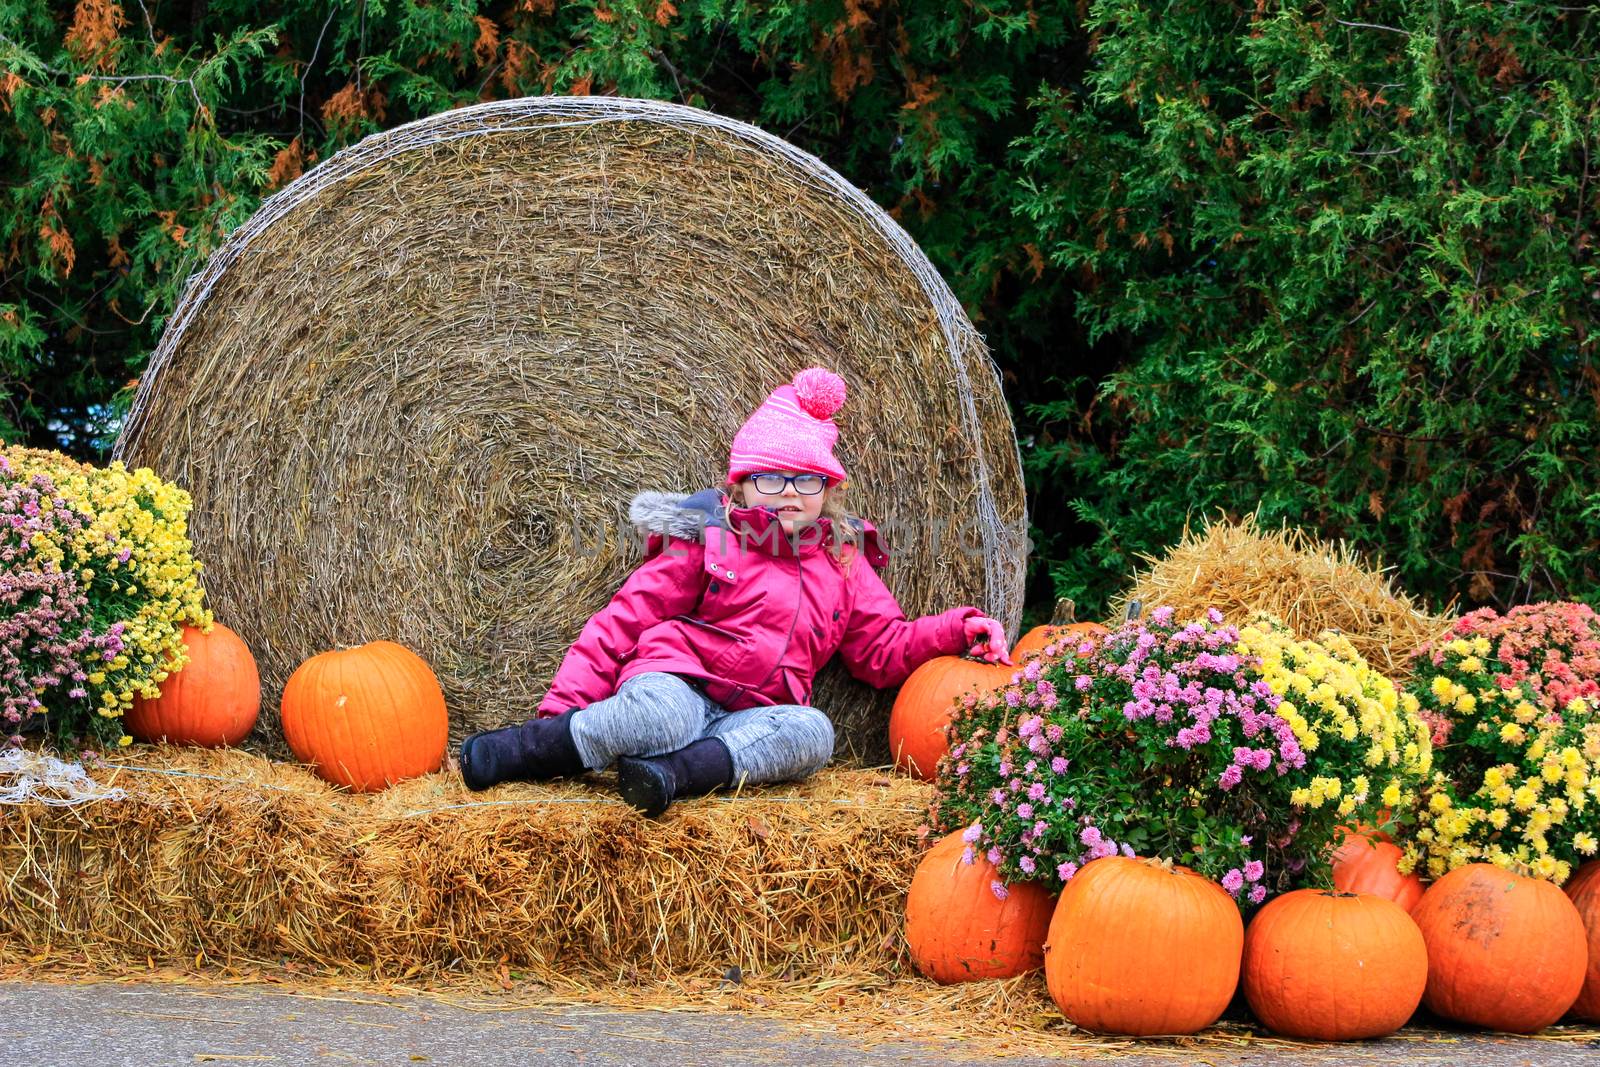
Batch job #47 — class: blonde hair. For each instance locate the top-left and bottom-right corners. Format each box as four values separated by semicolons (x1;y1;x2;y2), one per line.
725;477;863;573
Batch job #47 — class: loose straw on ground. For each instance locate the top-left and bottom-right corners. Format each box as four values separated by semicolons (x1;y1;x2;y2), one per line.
112;96;1029;764
8;953;1598;1060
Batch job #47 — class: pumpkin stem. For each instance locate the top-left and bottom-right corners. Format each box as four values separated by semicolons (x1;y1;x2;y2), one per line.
1504;859;1538;880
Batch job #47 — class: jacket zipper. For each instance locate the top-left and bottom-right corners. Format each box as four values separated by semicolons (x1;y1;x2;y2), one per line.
746;553;804;702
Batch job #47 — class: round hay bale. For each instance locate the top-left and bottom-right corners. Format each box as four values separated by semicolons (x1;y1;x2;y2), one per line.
115;96;1027;764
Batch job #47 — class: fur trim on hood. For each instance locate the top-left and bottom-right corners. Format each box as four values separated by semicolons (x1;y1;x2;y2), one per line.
628;489;727;542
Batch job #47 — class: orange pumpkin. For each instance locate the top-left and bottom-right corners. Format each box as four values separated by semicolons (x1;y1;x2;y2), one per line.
125;623;260;747
1044;857;1243;1035
1331;831;1425;913
1242;890;1427;1039
904;831;1056;983
888;656;1013;779
281;640;449;792
1013;621;1107;660
1411;863;1586;1032
1566;861;1600;1022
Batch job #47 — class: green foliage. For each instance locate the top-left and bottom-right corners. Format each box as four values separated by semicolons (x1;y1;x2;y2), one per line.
0;0;1076;457
1017;1;1600;615
1;4;294;450
5;1;1598;618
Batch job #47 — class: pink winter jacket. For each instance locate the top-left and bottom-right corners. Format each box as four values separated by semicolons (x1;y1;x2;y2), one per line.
536;489;983;716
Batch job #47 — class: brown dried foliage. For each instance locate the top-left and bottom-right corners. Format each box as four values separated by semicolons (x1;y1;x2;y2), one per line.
64;0;127;71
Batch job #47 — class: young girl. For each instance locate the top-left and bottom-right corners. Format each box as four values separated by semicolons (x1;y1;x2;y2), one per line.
458;366;1013;816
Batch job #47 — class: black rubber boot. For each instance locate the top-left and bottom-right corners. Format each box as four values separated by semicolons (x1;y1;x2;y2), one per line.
616;738;735;818
459;712;586;791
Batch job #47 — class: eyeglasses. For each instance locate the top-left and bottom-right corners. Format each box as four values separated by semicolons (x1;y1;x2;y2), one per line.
748;472;828;496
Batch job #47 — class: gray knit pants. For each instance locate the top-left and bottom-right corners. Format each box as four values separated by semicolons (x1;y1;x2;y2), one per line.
566;672;835;786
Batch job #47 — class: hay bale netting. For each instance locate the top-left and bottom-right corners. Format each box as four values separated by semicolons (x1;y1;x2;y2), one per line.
1113;514;1452;678
114;96;1027;761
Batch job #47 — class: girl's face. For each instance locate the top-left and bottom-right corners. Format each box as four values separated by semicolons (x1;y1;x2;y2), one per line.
738;470;829;535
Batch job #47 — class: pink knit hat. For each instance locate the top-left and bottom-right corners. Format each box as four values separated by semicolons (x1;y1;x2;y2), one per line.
727;367;849;486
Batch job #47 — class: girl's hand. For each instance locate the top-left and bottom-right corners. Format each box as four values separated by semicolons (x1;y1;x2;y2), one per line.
962;615;1014;666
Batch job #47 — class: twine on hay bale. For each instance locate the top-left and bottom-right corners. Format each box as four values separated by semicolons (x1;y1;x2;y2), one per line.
0;746;932;982
1113;514;1452;677
0;747;128;806
113;96;1028;763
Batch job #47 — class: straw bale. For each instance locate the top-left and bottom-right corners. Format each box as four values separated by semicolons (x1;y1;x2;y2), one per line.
112;97;1028;763
1113;514;1452;677
9;748;1600;1055
0;746;934;982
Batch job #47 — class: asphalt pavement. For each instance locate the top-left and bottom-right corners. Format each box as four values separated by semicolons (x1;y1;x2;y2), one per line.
2;981;1598;1067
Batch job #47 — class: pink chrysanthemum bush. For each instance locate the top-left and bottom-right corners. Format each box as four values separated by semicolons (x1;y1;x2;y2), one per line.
1;445;211;749
1412;603;1600;744
1407;602;1600;882
930;608;1432;907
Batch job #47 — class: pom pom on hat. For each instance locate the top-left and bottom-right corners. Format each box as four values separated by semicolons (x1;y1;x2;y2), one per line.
726;366;850;485
792;367;847;420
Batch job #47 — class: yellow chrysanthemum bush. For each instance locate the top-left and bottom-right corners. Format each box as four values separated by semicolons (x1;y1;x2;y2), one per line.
1235;615;1434;832
1407;604;1600;882
935;609;1431;907
1;445;211;748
